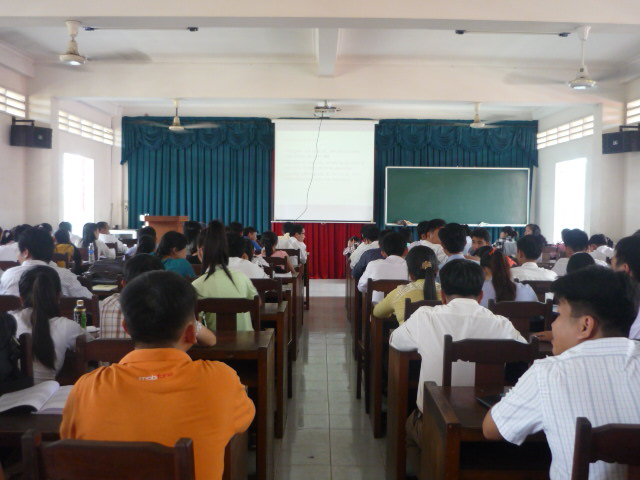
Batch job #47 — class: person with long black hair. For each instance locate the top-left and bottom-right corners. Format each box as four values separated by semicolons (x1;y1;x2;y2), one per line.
192;221;259;331
78;222;114;260
373;246;441;324
260;230;295;275
10;266;88;383
53;229;83;274
156;231;195;278
479;248;537;308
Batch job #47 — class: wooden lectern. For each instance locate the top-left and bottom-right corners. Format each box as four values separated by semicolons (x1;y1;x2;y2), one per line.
143;216;189;241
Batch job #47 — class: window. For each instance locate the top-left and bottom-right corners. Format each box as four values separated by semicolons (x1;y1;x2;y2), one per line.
59;111;114;145
553;158;587;243
0;87;26;118
537;116;594;149
626;99;640;125
63;153;94;236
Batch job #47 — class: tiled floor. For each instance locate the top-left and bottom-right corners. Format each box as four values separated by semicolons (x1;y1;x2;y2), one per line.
274;279;386;480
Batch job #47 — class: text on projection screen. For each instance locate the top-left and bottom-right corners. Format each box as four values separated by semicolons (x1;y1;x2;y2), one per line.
273;120;376;222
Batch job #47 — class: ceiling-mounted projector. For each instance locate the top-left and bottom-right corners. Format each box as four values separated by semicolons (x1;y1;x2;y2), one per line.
314;101;340;117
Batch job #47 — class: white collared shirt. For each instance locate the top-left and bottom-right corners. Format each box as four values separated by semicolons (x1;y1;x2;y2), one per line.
552;254;608;276
289;237;308;264
390;298;525;412
629;309;640;340
350;241;379;268
11;308;89;384
98;233;127;254
590;245;614;263
440;253;466;267
408;240;448;266
511;262;558;282
228;257;268;279
69;233;82;245
0;259;92;298
491;338;640;480
0;242;19;262
276;233;293;250
357;255;409;303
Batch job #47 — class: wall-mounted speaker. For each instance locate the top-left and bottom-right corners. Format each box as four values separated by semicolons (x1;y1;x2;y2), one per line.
9;117;52;149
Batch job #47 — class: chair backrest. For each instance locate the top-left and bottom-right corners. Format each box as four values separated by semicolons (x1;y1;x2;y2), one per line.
251;278;283;304
264;256;287;268
51;252;69;269
121;238;137;248
0;295;22;314
441;334;539;387
365;278;409;321
520;280;554;302
541;245;558;261
404;298;442;320
74;336;135;381
488;299;554;337
196;297;261;331
22;429;195;480
571;417;640;480
105;242;118;251
280;248;300;262
0;261;19;271
59;295;101;327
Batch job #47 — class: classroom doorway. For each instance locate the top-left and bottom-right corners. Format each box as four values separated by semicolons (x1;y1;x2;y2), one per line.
553;157;587;243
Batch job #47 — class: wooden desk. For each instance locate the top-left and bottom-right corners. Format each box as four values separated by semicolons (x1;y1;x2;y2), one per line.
351;280;362;359
260;300;289;439
189;331;275;480
280;273;303;361
345;255;352;310
369;314;398;438
422;383;551;480
386;346;421;480
0;414;248;480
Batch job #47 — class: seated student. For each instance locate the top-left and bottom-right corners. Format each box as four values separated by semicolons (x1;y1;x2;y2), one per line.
78;222;115;260
277;221;295;249
9;266;90;384
358;232;409;303
192;221;260;331
438;222;468;266
462;224;473;255
0;224;30;262
352;229;391;281
479;248;537;308
260;231;295;276
100;254;216;343
134;234;157;256
243;226;262;254
510;234;558;281
390;259;525;477
58;221;81;246
349;225;381;268
468;228;491;257
408;219;448;266
183;221;203;264
524;223;548;244
96;221;126;254
494;226;519;257
0;228;91;298
343;235;360;256
37;223;54;239
53;229;83;274
156;231;196;279
588;233;615;262
60;270;255;480
125;226;157;256
552;229;608;276
398;227;413;248
566;251;595;273
288;224;308;265
610;235;640;339
372;246;440;324
483;267;640;480
227;234;268;279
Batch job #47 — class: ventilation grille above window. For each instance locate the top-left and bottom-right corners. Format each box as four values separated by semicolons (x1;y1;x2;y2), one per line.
59;111;114;146
626;99;640;125
0;87;26;118
537;116;594;150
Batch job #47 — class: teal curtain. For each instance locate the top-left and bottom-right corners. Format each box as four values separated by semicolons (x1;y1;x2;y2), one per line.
375;119;538;240
123;117;273;232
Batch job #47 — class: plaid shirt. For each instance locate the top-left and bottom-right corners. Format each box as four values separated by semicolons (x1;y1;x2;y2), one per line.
99;293;129;339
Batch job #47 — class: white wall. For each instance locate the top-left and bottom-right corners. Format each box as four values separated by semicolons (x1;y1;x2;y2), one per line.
623;78;640;236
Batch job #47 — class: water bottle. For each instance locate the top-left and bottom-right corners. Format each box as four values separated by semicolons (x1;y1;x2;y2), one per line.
73;299;87;329
88;242;95;264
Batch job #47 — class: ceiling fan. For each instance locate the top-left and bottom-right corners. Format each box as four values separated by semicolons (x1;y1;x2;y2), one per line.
568;25;597;90
135;99;221;132
59;20;86;66
444;103;505;129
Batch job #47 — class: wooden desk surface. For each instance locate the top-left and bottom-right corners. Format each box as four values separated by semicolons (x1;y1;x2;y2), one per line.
193;330;273;354
0;413;61;446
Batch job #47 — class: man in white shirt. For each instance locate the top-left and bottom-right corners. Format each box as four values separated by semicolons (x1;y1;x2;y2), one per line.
588;234;615;263
277;222;295;250
289;224;308;264
469;228;492;256
610;235;640;340
552;229;607;276
0;224;30;262
408;219;448;266
511;235;558;282
349;225;380;268
438;222;469;267
97;221;127;254
390;259;524;477
483;267;640;480
227;235;268;279
358;232;408;303
0;227;92;298
58;221;81;246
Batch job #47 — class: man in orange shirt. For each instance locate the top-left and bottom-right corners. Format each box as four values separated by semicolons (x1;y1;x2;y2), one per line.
60;270;255;480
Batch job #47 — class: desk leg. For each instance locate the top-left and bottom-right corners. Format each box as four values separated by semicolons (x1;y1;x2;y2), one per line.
274;313;287;438
386;348;410;480
369;317;384;438
257;343;275;480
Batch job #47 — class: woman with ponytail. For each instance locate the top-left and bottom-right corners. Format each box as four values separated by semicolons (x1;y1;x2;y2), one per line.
259;231;295;275
11;266;88;383
479;248;537;308
373;246;441;324
192;221;259;331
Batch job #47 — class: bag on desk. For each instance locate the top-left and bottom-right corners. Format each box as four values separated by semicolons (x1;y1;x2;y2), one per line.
87;259;124;285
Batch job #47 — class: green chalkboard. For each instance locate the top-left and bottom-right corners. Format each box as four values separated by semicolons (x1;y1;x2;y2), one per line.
385;167;529;226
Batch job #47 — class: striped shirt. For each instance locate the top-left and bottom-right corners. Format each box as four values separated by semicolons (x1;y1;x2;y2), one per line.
491;337;640;480
98;293;129;339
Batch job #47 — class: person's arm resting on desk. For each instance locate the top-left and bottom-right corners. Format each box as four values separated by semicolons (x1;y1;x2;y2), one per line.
388;314;420;351
482;366;543;443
